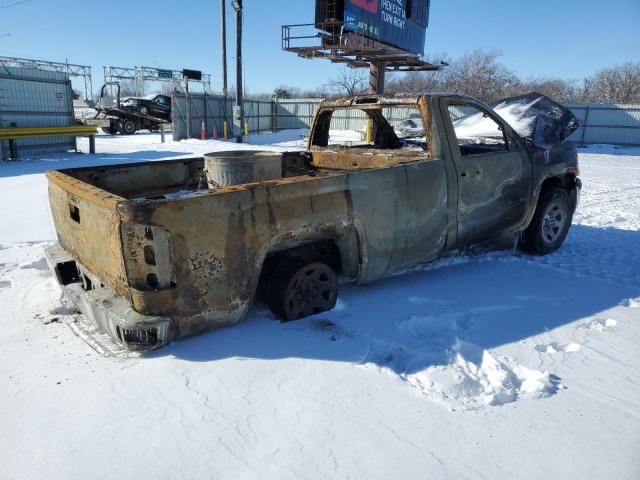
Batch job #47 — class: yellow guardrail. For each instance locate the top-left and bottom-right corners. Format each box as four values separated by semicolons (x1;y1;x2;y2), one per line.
0;125;98;140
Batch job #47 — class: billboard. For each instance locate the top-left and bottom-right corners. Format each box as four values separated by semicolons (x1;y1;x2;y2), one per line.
341;0;430;56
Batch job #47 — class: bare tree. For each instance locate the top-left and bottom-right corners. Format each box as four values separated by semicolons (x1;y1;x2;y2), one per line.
273;85;302;99
118;80;138;97
326;68;368;96
518;77;579;103
386;69;445;95
590;62;640;104
267;53;640;105
572;78;596;103
443;49;520;102
160;83;175;97
388;50;519;101
386;52;451;94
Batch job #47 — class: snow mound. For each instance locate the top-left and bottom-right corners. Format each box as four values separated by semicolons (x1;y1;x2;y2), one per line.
535;342;582;354
363;339;561;410
583;318;618;332
408;341;561;409
623;298;640;308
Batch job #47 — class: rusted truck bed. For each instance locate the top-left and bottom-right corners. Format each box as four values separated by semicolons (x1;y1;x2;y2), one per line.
46;147;447;349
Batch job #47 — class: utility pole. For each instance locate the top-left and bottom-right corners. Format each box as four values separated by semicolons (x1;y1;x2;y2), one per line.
232;0;244;143
221;0;228;98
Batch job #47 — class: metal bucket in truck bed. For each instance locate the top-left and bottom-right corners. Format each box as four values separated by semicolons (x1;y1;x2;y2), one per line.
204;151;283;187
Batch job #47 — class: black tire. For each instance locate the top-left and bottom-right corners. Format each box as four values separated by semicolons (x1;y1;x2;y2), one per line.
521;188;573;255
119;119;137;135
266;260;338;321
101;125;118;135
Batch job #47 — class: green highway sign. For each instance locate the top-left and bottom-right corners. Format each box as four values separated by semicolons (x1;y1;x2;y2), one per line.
157;69;173;79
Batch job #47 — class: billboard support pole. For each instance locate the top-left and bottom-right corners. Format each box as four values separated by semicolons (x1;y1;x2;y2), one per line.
369;61;386;95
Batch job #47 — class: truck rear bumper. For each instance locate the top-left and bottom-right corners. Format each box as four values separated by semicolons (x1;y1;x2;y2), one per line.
45;244;174;351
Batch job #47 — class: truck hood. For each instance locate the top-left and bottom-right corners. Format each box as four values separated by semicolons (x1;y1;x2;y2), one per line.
492;93;580;148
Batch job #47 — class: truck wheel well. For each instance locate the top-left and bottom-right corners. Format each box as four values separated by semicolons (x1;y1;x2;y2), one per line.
260;240;343;283
540;174;576;195
537;173;579;216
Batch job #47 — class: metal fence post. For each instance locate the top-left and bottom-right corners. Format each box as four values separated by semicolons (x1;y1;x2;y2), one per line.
9;139;18;160
272;97;277;132
203;92;208;139
581;106;591;145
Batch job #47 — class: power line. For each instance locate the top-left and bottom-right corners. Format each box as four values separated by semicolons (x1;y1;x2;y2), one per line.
0;0;32;10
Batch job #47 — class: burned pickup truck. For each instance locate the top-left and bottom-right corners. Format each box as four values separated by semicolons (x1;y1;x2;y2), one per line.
45;93;580;350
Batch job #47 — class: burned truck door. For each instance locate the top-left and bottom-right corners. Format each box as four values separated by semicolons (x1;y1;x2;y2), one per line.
439;98;533;246
384;159;449;271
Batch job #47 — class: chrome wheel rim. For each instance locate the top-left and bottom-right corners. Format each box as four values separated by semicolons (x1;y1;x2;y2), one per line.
541;200;567;245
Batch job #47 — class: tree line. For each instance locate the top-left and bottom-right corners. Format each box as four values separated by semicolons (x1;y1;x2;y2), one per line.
273;50;640;104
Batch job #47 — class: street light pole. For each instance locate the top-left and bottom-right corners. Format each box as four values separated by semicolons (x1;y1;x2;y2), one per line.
232;0;244;143
221;0;228;98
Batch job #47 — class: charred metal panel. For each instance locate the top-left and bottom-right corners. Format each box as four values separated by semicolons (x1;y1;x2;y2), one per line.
65;158;205;199
391;160;449;268
436;96;534;245
47;171;130;298
117;174;354;329
120;223;176;292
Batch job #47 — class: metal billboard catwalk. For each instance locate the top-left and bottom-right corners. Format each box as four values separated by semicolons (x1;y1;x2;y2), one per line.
282;21;441;73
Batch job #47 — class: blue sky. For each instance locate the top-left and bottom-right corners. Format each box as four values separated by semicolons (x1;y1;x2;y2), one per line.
1;0;638;95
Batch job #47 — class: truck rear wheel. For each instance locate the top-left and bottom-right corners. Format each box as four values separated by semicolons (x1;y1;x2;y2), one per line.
521;188;573;255
102;125;118;135
119;119;137;135
266;261;338;321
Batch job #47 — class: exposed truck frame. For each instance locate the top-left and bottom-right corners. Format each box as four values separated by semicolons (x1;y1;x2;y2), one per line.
45;93;581;351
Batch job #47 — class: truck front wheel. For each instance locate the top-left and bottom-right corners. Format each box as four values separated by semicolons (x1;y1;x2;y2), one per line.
266;261;338;321
521;188;573;255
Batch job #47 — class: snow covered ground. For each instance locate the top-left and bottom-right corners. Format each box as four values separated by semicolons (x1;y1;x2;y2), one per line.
1;134;639;480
